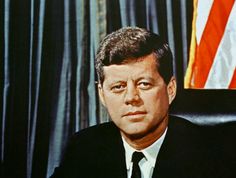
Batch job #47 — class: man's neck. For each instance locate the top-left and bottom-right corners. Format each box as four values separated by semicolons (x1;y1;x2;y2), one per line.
121;116;168;150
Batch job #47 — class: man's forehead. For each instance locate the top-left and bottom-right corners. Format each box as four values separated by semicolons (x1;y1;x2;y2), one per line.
102;56;161;83
103;53;157;70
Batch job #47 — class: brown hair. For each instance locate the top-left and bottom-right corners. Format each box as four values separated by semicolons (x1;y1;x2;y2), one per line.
95;27;173;84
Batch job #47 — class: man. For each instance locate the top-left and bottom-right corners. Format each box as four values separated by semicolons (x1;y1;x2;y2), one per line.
51;27;211;178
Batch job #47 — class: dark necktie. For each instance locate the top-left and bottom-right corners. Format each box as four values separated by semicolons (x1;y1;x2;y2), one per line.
131;151;145;178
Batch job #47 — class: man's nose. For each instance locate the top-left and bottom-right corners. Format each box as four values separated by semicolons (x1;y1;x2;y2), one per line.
124;84;141;105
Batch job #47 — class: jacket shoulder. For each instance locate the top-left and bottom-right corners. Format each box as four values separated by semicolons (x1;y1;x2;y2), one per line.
68;122;118;149
168;115;202;132
50;122;123;178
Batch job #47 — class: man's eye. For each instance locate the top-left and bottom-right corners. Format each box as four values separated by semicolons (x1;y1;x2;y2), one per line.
138;82;152;90
111;85;125;92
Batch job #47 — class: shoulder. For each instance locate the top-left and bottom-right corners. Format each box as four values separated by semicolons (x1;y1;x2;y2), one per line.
75;121;117;138
50;122;122;178
168;115;201;132
166;115;205;150
164;115;236;178
57;122;121;167
168;115;214;144
68;122;119;148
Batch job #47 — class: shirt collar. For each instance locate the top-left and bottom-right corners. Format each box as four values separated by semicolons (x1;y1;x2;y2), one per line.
122;128;168;170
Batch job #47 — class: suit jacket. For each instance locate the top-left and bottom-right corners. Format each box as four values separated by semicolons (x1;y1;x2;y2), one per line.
50;115;227;178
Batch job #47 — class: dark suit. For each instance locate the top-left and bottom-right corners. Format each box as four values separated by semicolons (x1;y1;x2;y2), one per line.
50;115;228;178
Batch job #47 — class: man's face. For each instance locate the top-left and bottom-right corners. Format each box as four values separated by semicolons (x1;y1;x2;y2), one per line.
98;54;176;139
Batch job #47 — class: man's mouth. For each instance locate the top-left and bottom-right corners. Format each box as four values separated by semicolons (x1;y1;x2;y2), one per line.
123;111;147;118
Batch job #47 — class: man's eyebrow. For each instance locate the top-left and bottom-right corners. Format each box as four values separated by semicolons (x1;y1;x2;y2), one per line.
107;80;126;85
136;77;155;82
108;77;155;84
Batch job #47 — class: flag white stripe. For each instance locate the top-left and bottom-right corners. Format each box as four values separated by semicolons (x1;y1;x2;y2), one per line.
196;0;214;44
204;2;236;89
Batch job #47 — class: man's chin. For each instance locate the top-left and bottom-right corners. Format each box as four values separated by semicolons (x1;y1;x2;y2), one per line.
121;128;148;140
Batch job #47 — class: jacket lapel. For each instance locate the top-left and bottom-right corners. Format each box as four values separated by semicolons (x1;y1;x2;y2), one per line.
152;119;177;178
98;122;127;178
152;116;204;178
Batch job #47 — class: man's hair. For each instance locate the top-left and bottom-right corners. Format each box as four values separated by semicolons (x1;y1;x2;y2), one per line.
95;27;173;84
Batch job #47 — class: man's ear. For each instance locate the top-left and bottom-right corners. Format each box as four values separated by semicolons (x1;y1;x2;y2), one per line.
98;83;106;107
167;76;177;104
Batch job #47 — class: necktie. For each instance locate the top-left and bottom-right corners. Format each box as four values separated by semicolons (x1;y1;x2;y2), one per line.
131;151;145;178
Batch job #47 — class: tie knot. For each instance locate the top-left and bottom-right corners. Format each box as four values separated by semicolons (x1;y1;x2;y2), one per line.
132;151;144;163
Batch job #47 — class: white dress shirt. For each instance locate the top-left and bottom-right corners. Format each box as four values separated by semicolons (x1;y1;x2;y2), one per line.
122;128;167;178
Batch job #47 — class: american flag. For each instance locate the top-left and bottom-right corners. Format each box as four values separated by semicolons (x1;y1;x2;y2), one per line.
185;0;236;89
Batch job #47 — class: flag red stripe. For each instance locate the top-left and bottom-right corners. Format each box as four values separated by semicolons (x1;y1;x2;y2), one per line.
191;0;234;88
229;69;236;89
